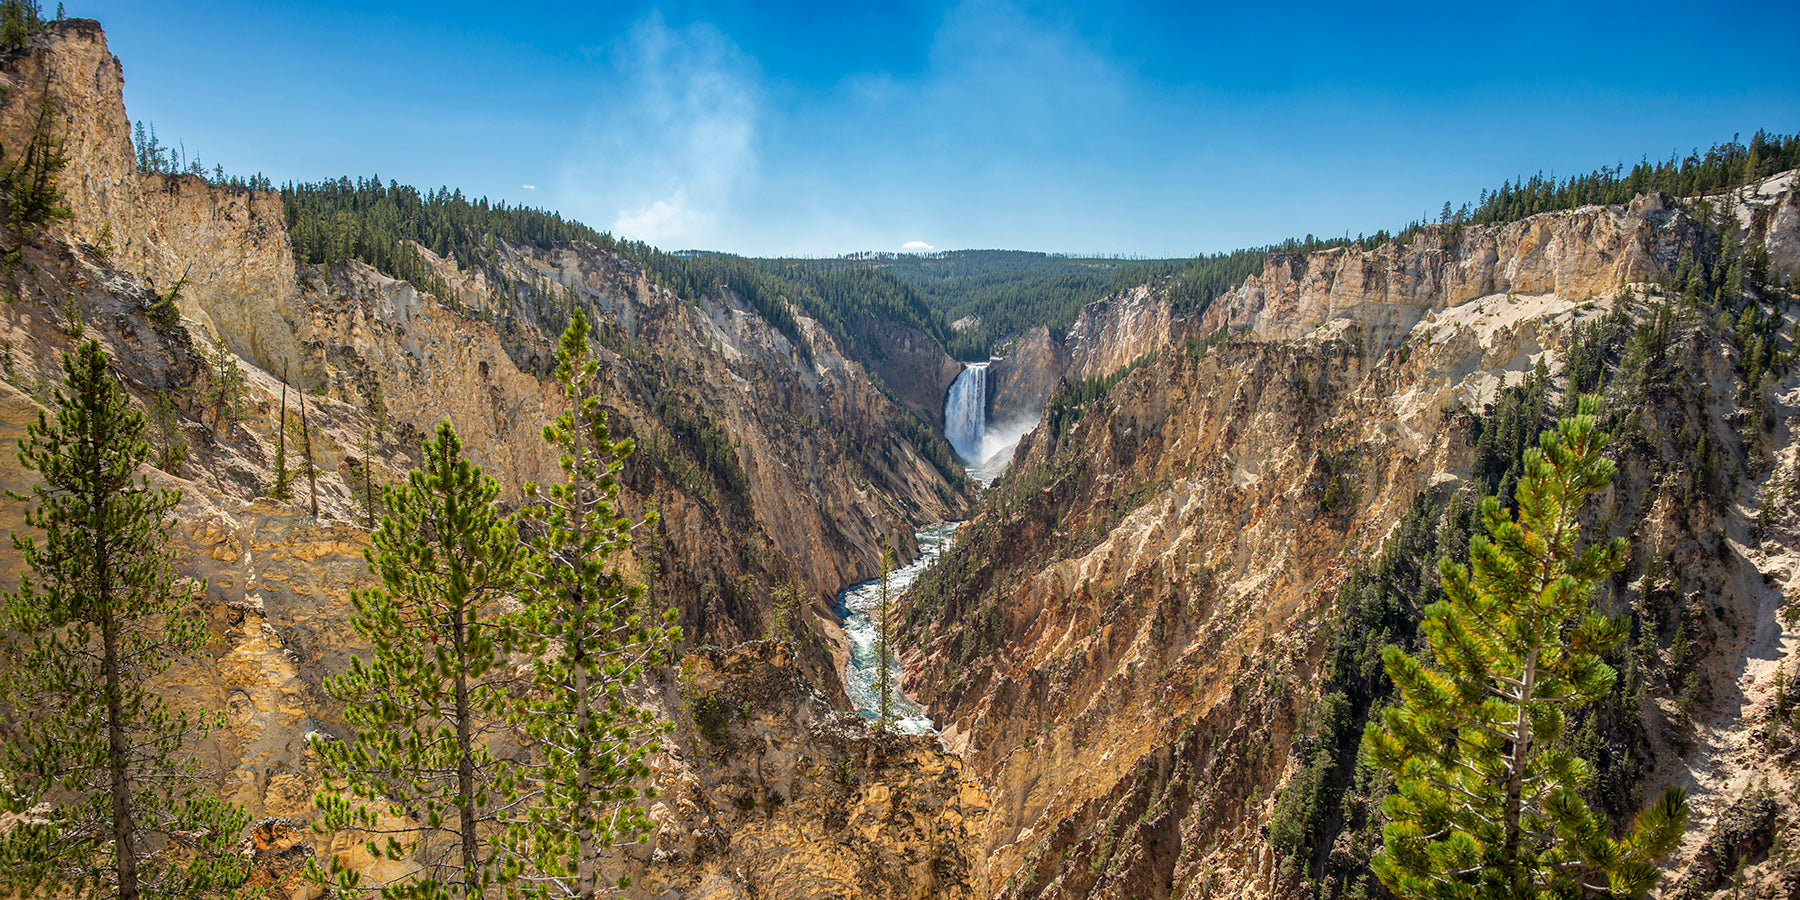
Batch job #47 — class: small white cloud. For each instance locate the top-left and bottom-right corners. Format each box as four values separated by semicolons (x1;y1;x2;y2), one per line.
614;188;714;243
522;184;537;190
902;240;935;251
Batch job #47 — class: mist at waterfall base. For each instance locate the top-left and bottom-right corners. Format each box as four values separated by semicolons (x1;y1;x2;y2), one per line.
944;362;1037;485
965;414;1038;483
836;523;958;734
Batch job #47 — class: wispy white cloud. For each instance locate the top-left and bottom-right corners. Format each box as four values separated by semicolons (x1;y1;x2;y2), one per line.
901;240;934;251
522;184;536;190
557;13;759;248
750;0;1139;254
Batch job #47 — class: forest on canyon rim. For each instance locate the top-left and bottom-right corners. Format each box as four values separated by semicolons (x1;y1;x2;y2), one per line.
0;6;1797;900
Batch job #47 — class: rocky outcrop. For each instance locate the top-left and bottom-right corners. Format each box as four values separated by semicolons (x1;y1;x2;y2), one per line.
1197;191;1712;358
1064;285;1189;381
850;314;965;427
0;20;145;255
620;642;990;900
987;325;1065;429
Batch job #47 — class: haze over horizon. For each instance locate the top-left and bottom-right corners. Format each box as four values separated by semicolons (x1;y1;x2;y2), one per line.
85;0;1800;258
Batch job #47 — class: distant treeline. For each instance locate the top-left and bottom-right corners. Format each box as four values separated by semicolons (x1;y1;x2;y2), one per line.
783;250;1157;360
134;122;274;191
1468;129;1800;225
1113;130;1800;320
759;261;951;353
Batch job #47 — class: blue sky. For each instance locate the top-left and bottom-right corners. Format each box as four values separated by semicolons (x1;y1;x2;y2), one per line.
83;0;1800;258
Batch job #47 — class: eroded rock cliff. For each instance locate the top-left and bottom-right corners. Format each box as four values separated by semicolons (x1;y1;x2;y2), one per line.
906;182;1800;899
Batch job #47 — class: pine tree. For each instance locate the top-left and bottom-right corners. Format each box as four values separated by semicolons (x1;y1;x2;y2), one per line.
297;386;319;519
198;340;245;437
1;99;71;263
307;421;524;900
0;340;249;900
269;381;294;501
505;309;679;900
1363;397;1687;900
353;415;382;529
767;574;800;642
145;392;187;474
874;538;898;732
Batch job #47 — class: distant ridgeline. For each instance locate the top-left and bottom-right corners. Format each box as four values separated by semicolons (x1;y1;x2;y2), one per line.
279;177;974;372
779;250;1167;361
233;130;1799;372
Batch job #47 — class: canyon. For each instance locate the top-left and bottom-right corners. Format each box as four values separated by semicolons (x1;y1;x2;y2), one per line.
0;18;1796;900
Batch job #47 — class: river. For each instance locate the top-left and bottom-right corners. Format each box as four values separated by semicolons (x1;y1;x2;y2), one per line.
835;522;960;734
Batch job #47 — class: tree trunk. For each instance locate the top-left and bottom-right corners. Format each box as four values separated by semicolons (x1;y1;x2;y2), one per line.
277;365;288;493
454;605;478;899
573;582;596;900
1502;644;1537;900
298;388;319;520
98;528;140;900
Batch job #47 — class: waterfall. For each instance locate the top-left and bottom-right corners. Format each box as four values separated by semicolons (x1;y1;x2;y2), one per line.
944;362;987;464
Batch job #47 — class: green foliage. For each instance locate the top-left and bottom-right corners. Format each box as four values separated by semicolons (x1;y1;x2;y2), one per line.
0;0;41;50
145;392;188;474
198;340;246;436
1557;301;1635;406
764;262;950;352
1467;131;1800;226
279;178;825;361
875;539;898;732
1317;454;1360;516
1471;367;1554;507
148;277;183;330
1182;325;1231;360
0;340;250;900
131;121;272;190
774;249;1154;359
268;411;295;501
1270;491;1476;895
640;251;810;360
0;99;71;263
505;309;680;900
767;576;801;642
281;174;606;310
1108;245;1300;319
651;394;748;500
308;421;524;900
1111;233;1352;320
57;294;83;337
1363;398;1687;900
1042;352;1157;443
691;695;731;745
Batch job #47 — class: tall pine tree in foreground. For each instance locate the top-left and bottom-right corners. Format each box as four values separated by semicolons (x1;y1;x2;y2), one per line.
308;421;524;900
0;340;249;900
505;309;679;900
1364;396;1686;900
